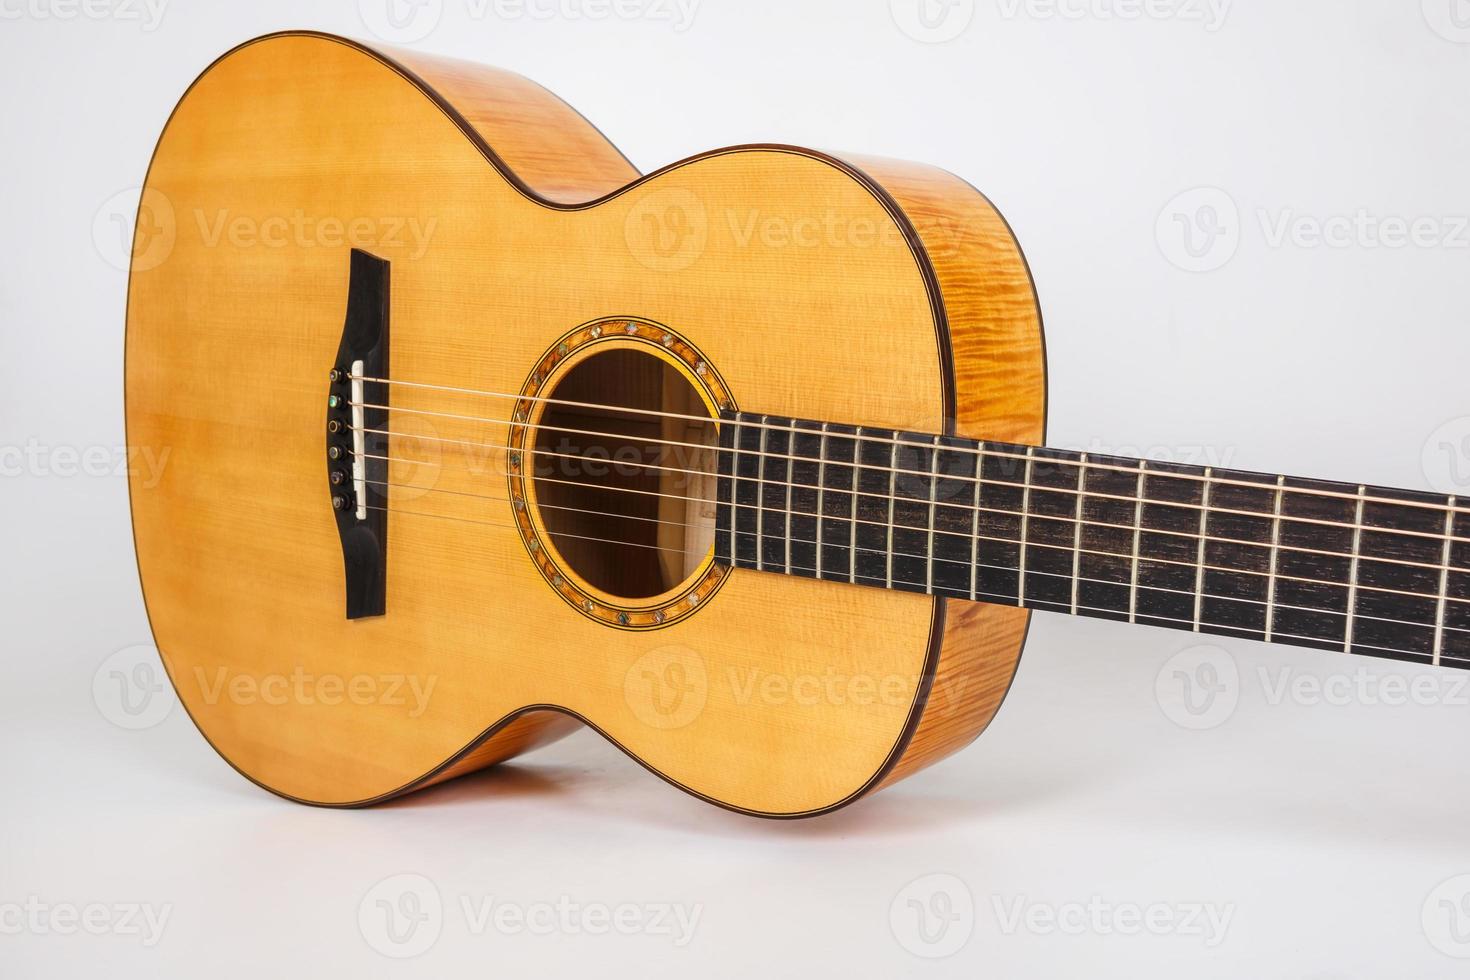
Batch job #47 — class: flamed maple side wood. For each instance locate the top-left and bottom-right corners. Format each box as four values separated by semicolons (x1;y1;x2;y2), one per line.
126;32;1045;816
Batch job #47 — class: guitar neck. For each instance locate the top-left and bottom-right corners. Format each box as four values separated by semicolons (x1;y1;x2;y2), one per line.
714;411;1470;670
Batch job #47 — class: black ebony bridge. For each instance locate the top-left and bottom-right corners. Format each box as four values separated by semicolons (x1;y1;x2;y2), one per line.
714;411;1470;669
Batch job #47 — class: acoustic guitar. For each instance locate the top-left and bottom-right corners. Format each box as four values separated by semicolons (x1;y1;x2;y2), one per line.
126;31;1465;818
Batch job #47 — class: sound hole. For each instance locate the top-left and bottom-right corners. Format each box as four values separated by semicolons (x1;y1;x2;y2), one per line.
533;348;718;600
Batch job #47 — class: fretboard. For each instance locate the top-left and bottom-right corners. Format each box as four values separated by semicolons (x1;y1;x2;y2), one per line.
713;411;1470;669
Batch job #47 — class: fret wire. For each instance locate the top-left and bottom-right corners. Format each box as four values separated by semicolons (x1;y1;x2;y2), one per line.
1265;474;1286;643
885;434;899;590
848;426;860;585
1128;461;1145;624
371;423;1470;561
1070;454;1086;617
970;442;984;602
756;415;769;572
1193;467;1212;633
375;447;1470;607
816;423;830;578
1435;496;1457;667
361;391;1470;522
1019;447;1036;609
727;418;740;562
1344;485;1366;653
786;418;797;576
927;435;941;595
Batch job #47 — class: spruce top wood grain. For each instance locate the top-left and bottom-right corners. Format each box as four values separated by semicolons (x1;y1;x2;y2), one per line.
127;31;1464;818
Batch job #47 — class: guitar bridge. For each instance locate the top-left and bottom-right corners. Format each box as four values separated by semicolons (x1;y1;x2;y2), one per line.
325;248;390;619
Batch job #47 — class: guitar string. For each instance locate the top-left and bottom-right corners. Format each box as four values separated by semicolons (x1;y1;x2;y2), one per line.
353;452;1470;613
359;438;1470;583
360;472;1470;635
347;416;1470;576
346;375;1470;520
348;400;1470;550
358;501;1470;665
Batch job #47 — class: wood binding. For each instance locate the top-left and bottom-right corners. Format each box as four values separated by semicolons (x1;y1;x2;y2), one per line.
832;155;1047;789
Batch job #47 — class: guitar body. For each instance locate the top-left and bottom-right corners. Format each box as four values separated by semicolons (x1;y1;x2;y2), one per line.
126;32;1045;816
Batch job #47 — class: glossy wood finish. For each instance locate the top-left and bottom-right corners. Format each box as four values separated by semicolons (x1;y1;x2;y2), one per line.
126;32;1046;816
837;154;1045;788
377;44;639;203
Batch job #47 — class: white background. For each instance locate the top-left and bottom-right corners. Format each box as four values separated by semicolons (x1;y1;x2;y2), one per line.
5;0;1470;975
